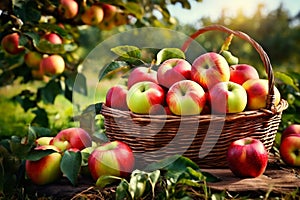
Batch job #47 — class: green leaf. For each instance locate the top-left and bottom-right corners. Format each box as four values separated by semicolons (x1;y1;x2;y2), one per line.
116;179;130;200
60;150;82;186
123;2;144;19
202;171;221;183
39;79;63;104
31;108;49;127
129;172;148;199
28;126;53;137
111;45;142;64
95;175;122;188
98;61;130;81
275;71;299;91
66;73;87;96
156;48;186;64
148;170;160;197
23;149;56;161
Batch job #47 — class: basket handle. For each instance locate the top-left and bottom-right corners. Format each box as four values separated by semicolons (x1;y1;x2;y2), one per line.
181;24;276;111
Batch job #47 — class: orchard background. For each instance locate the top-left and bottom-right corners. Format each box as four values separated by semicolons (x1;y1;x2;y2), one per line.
0;0;299;199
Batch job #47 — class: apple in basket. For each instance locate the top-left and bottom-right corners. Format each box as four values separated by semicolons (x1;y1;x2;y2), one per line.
242;79;281;110
280;124;300;167
227;137;268;178
229;64;260;85
191;52;230;90
126;81;165;114
127;66;158;89
157;58;192;88
166;80;206;115
209;81;247;114
88;141;135;180
105;85;128;110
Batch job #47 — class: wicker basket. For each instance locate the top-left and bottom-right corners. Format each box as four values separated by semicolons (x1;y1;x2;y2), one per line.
100;25;288;168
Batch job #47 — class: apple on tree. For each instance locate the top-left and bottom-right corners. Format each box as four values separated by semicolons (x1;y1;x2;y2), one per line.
42;32;63;44
40;54;65;75
166;80;206;115
81;5;104;26
1;32;25;55
24;51;43;69
227;137;268;178
101;3;117;21
157;58;191;88
58;0;78;19
209;81;247;114
105;85;128;110
127;66;158;89
230;64;260;85
88;140;135;181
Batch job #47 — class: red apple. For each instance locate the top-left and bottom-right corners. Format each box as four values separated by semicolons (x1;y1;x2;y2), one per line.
105;85;128;110
209;81;247;114
191;52;230;90
230;64;259;85
1;32;25;55
242;79;281;110
101;3;117;21
157;58;191;88
227;137;268;178
127;66;158;89
42;32;63;44
281;124;300;141
81;5;104;26
58;0;78;19
25;145;62;185
50;127;92;152
40;54;65;75
166;80;206;115
24;51;43;69
280;134;300;167
149;104;172;115
113;12;128;26
126;81;165;114
88;141;135;180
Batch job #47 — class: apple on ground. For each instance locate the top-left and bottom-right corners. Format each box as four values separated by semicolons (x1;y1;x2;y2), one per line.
127;66;158;89
50;127;92;152
105;85;128;110
230;64;260;85
42;32;63;44
25;145;62;185
81;5;104;26
36;137;54;146
24;51;43;69
281;124;300;142
191;52;230;90
127;81;165;114
40;54;65;75
227;137;268;178
58;0;78;19
166;80;206;115
157;58;191;88
242;79;281;110
1;32;25;55
209;81;247;114
88;141;135;181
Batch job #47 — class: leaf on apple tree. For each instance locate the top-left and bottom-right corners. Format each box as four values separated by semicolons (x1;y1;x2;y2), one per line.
156;48;186;65
60;150;82;186
98;61;131;81
111;45;141;60
275;71;299;91
123;2;144;19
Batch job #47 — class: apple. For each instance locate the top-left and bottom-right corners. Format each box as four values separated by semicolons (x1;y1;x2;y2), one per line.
230;64;259;85
50;127;92;152
42;32;63;44
88;141;135;180
209;81;247;114
98;19;116;30
127;66;158;89
126;81;165;114
242;79;281;110
227;137;268;178
24;51;43;69
105;85;128;110
113;12;128;26
101;3;117;21
81;5;104;26
40;54;65;75
157;58;191;88
166;80;206;115
191;52;230;90
149;104;172;115
1;32;25;55
25;145;62;185
281;124;300;141
58;0;78;19
279;134;300;167
36;137;54;146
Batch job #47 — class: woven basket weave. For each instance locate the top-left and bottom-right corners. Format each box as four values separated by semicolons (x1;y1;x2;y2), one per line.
100;25;288;168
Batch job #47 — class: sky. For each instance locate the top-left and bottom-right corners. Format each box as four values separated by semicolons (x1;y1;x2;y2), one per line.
168;0;300;24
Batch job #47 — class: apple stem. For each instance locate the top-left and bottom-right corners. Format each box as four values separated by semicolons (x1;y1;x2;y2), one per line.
148;59;155;73
219;34;234;54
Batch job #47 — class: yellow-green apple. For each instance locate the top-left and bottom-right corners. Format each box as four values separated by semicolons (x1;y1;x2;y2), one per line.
209;81;247;114
242;79;281;110
127;66;158;89
281;124;300;142
42;32;63;44
36;137;54;146
101;3;117;21
105;85;128;110
81;5;104;26
40;54;65;75
24;51;43;69
58;0;78;19
166;80;206;115
50;127;92;152
227;137;268;178
88;141;135;180
25;145;62;185
191;52;230;90
157;58;191;88
1;32;25;55
280;134;300;167
126;81;165;114
230;64;259;85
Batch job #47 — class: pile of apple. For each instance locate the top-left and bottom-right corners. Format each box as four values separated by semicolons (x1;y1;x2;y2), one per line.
25;127;135;185
105;51;281;116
